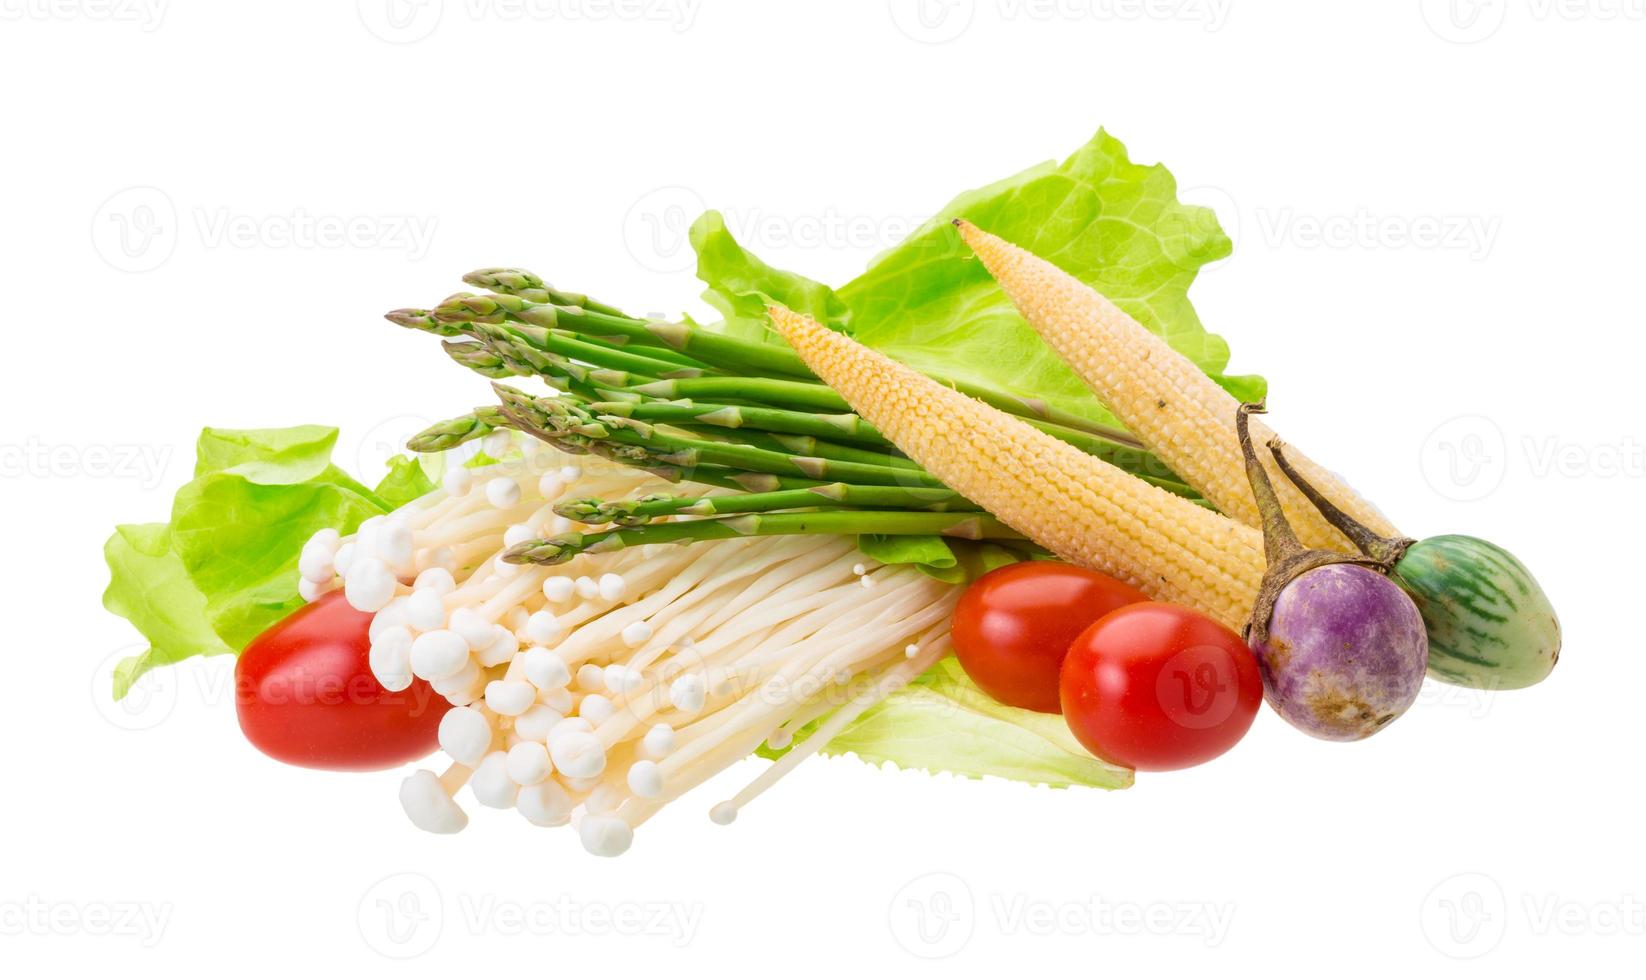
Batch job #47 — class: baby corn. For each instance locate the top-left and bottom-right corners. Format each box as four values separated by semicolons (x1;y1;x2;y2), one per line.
766;306;1264;631
954;219;1400;550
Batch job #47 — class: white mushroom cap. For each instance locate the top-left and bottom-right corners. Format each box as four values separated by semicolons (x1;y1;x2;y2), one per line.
485;477;521;509
344;557;397;613
548;729;607;779
512;704;564;742
413;566;457;595
516;781;572;827
399;770;469;835
505;742;553;785
442;467;473;497
523;647;571;690
542;576;575;603
524;611;563;646
405;588;447;632
578;814;633;857
369;627;415;692
668;675;706;713
642;723;676;759
597;573;628;602
627;760;664;800
437;706;492;766
470;752;519;809
448;608;497;651
578;693;615;725
476;626;519;668
410;630;470;681
429;658;483;701
484;680;536;717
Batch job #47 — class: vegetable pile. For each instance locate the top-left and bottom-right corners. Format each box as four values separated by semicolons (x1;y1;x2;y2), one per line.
104;130;1559;857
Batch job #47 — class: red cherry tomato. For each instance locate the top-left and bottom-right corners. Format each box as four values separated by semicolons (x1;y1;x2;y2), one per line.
1059;602;1262;771
235;591;447;771
952;561;1149;713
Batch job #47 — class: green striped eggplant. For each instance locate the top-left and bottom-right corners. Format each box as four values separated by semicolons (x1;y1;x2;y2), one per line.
1268;445;1560;691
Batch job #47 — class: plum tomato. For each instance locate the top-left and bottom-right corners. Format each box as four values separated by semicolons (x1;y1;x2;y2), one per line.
235;592;447;771
952;561;1149;713
1059;602;1262;771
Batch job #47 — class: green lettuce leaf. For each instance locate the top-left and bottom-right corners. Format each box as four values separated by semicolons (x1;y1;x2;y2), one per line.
768;659;1132;789
690;209;846;341
103;427;433;697
694;128;1264;428
103;523;234;699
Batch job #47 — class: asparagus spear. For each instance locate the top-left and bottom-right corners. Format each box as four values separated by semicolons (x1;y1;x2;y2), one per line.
436;288;1147;445
503;510;1025;566
407;407;513;453
494;385;945;488
460;268;629;319
556;482;975;525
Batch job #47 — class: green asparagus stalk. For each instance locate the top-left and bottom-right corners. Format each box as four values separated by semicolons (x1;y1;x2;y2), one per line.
441;290;814;379
400;296;1192;489
460;268;630;319
436;288;1147;446
504;510;1024;566
586;398;882;444
494;385;944;488
556;482;975;525
407;406;513;453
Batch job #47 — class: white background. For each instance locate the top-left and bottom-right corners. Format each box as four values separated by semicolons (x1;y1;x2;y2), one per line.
1;0;1639;974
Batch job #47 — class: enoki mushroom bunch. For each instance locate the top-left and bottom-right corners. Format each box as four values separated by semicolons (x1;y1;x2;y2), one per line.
297;434;958;856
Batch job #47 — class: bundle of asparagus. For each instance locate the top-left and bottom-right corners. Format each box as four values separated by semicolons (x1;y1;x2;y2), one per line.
391;270;1205;568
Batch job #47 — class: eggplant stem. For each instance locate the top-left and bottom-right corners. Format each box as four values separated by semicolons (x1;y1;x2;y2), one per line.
1268;439;1416;569
1236;403;1302;567
1237;402;1383;646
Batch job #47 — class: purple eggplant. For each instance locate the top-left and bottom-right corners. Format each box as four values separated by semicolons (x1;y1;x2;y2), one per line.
1237;404;1428;741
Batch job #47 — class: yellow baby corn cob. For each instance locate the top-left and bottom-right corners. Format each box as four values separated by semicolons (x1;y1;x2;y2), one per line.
766;305;1264;631
954;219;1401;551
